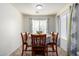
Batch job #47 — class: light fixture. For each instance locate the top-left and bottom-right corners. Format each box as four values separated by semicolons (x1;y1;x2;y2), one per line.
36;4;43;9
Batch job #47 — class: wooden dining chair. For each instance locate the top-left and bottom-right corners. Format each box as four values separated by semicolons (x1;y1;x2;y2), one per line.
47;32;58;56
21;32;28;56
51;32;58;56
31;34;47;56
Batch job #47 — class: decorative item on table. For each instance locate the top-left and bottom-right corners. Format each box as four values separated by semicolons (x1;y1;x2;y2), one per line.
36;31;42;34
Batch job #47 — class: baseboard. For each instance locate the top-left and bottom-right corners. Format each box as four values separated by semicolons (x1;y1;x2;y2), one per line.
9;46;21;56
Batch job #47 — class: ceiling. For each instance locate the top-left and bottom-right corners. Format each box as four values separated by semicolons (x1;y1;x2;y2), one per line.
11;3;68;15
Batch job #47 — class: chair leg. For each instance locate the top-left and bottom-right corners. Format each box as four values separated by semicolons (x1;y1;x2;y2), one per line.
32;51;35;56
56;45;58;56
52;45;54;51
32;49;34;56
25;45;27;55
46;47;48;56
56;51;58;56
21;44;24;56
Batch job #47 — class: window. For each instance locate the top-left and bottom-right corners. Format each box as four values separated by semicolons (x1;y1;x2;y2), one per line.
60;11;69;40
32;19;47;34
60;13;67;39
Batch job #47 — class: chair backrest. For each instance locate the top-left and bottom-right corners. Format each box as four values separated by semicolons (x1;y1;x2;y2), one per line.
21;32;27;43
31;34;46;47
52;32;58;44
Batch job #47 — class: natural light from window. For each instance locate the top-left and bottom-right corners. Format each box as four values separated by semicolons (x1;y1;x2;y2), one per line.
32;19;47;34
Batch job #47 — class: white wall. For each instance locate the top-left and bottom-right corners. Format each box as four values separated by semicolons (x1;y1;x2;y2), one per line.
48;15;56;33
23;15;56;33
23;15;31;32
0;4;23;55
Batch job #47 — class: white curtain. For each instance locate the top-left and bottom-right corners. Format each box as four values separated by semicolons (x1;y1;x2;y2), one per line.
32;18;47;34
70;4;77;56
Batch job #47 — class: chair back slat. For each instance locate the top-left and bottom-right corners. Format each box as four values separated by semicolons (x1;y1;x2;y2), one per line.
31;34;46;47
